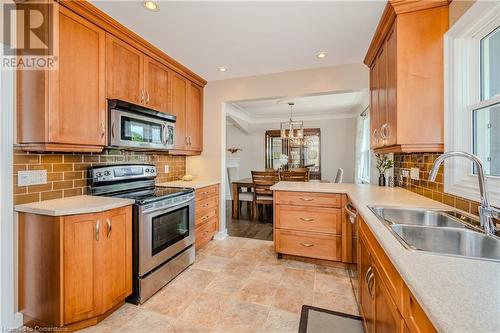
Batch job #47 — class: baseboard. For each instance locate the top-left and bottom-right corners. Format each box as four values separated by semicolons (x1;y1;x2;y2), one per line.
213;229;228;240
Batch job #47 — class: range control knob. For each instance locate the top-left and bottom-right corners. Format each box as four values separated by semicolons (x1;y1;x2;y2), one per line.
104;170;111;176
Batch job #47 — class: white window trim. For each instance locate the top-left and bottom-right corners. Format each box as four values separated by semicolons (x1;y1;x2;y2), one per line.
444;1;500;207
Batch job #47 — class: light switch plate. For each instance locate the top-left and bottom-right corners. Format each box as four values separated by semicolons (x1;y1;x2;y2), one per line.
400;169;410;178
18;170;47;187
410;168;420;180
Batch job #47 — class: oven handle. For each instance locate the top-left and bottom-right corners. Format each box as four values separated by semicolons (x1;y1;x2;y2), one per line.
141;196;195;214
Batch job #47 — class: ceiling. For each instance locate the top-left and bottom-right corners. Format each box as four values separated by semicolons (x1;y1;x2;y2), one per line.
91;1;385;81
227;90;368;124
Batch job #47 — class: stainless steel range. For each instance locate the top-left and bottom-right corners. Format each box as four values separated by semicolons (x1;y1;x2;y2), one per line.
89;164;195;304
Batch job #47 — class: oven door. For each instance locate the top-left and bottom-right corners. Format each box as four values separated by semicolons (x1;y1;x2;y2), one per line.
110;109;174;150
138;196;195;276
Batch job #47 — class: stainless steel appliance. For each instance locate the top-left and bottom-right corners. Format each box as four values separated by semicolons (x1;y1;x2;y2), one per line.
89;164;195;304
108;99;175;150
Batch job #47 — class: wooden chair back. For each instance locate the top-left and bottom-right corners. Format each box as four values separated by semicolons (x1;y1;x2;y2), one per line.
251;171;277;199
289;168;310;181
280;170;308;182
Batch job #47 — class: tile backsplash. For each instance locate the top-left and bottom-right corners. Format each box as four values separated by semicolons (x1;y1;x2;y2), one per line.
393;152;485;216
13;147;186;205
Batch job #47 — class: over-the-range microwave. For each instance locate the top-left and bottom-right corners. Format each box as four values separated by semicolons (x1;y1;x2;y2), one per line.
108;99;175;150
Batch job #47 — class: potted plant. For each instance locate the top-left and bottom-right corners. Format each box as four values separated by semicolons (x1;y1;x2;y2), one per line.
375;154;394;186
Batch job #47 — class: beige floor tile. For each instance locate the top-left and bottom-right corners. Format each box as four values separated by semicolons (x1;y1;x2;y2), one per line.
280;268;315;290
141;286;199;318
204;274;247;297
249;263;286;285
315;265;349;278
272;286;313;315
222;259;256;278
216;301;270;332
180;292;230;328
281;259;316;271
169;267;216;291
204;245;241;258
314;273;353;295
191;255;231;272
116;308;174;333
312;291;360;316
236;278;280;306
261;307;300;333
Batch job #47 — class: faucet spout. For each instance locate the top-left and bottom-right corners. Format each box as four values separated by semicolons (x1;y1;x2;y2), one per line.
428;151;498;235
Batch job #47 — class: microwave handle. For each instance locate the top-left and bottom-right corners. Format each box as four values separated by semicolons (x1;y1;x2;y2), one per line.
161;124;167;145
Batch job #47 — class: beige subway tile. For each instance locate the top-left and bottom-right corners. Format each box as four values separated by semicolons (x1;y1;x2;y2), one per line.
53;180;73;190
27;164;53;172
14;154;40;164
64;171;83;180
15;193;40;205
63;154;83;163
53;163;73;172
27;183;52;193
41;154;63;163
41;190;63;201
64;188;83;197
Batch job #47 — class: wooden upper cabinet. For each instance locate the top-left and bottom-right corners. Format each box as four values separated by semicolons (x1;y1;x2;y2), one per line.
186;82;203;152
63;212;104;325
17;4;107;152
102;207;132;310
144;57;170;113
365;2;449;153
106;34;144;105
170;72;188;150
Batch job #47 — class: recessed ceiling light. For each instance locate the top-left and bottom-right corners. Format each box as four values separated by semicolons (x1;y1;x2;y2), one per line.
143;0;160;12
218;66;228;72
315;51;328;59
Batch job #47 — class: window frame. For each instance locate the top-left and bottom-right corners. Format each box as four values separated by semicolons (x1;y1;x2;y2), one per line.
360;113;371;184
444;1;500;206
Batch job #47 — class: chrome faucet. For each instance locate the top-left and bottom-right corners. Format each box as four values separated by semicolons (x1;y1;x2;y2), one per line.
428;151;499;236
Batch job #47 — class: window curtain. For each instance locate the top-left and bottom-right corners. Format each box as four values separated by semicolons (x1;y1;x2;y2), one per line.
354;108;368;184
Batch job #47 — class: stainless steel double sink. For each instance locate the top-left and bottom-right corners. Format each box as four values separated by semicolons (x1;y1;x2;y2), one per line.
369;206;500;262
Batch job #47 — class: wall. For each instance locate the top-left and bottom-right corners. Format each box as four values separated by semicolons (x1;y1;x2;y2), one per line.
187;63;369;180
226;117;357;182
13;148;186;205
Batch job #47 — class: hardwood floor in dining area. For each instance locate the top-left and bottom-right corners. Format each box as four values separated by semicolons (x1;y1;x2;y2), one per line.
226;200;273;241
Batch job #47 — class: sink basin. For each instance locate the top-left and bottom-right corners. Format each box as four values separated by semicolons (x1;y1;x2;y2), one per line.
391;224;500;262
369;206;467;228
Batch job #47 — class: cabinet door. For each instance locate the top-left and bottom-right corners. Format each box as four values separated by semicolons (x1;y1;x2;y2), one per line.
52;7;106;146
377;45;388;146
385;23;397;146
370;60;380;149
170;72;188;150
144;57;170;113
102;206;132;310
63;212;104;324
106;34;144;105
186;82;203;151
359;237;375;333
374;267;404;333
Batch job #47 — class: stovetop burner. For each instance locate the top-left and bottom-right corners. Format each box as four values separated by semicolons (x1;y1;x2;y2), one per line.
110;186;193;205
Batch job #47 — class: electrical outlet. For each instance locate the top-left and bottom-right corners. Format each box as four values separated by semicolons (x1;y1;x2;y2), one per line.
18;170;47;186
410;167;420;180
400;169;410;178
164;165;169;173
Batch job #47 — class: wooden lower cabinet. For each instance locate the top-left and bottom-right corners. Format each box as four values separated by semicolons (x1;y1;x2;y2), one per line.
358;216;435;333
274;191;346;262
19;206;132;330
194;184;219;249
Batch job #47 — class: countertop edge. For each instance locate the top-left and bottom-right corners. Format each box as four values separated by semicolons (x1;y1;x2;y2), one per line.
157;180;220;189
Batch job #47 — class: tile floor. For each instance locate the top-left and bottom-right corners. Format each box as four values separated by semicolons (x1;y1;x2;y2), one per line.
80;237;359;333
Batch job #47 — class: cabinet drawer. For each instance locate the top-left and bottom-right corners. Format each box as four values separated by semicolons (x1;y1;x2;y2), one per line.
195;185;218;201
196;196;218;212
276;205;341;234
195;206;218;227
275;229;341;261
195;217;217;249
275;191;342;208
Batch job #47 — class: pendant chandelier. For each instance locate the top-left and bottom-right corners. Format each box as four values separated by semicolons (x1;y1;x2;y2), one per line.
280;102;304;143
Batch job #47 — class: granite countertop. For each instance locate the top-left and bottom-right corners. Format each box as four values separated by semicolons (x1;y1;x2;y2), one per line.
271;181;500;333
157;179;220;189
15;195;135;216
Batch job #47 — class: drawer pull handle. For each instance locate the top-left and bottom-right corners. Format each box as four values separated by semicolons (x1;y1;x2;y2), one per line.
299;197;314;201
300;243;314;247
201;215;209;221
300;218;315;222
201;203;209;208
201;191;209;195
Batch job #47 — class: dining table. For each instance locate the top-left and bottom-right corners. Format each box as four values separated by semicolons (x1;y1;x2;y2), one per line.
231;177;330;219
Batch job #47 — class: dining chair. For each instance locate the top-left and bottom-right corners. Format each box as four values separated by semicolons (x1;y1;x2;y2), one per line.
280;170;308;182
251;170;277;221
334;168;344;183
290;168;310;181
227;167;254;219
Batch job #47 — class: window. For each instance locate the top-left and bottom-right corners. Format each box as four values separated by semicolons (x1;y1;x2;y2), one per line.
360;113;371;183
445;1;500;206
